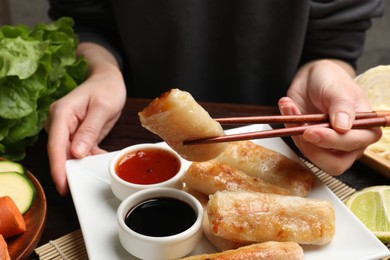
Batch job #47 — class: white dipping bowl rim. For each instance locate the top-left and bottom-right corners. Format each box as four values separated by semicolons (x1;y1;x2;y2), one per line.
109;143;186;200
116;187;203;258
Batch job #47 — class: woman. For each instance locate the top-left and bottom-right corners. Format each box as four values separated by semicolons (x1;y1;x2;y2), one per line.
46;0;384;195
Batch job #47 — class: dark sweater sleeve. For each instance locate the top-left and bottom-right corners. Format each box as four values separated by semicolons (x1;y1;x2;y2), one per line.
48;0;124;68
302;0;384;69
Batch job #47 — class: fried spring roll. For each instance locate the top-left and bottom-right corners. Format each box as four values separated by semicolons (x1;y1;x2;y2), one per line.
182;161;289;196
139;89;227;161
207;191;335;245
179;241;304;260
202;210;250;252
215;141;315;197
183;187;209;207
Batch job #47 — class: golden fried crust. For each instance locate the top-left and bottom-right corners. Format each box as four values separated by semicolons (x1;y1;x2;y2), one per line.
215;141;316;196
178;241;304;260
182;161;289;196
139;89;227;161
202;210;250;252
207;191;335;245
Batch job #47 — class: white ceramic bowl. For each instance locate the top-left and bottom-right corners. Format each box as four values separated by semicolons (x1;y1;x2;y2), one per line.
117;187;203;260
109;143;186;200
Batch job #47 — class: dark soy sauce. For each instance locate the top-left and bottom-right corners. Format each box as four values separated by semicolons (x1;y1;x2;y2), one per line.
125;197;196;237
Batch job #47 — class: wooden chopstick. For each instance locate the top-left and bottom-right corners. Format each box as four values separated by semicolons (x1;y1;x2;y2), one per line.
214;110;390;124
183;115;390;145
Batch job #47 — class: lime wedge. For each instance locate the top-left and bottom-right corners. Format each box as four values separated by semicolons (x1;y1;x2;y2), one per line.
346;186;390;243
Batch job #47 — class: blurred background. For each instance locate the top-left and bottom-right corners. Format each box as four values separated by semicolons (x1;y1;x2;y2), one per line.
0;0;389;74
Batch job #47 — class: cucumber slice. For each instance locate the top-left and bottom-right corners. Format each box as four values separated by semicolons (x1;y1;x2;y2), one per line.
0;172;36;214
0;160;26;175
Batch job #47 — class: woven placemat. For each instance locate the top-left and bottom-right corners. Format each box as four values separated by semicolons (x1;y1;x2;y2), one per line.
34;230;87;260
300;159;357;202
34;159;390;259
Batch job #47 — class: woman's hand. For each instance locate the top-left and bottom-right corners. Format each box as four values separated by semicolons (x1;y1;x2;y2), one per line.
279;59;382;175
45;43;127;195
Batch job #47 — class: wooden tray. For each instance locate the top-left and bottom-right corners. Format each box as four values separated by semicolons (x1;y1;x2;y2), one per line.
361;149;390;179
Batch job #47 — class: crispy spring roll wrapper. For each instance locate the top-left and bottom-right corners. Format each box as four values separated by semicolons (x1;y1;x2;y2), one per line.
182;161;289;196
184;187;249;251
139;89;227;161
202;210;250;251
214;141;315;197
179;241;304;260
207;191;335;245
183;187;209;207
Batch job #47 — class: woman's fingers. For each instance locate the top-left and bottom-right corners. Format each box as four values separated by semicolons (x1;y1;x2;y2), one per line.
278;96;382;175
302;127;382;152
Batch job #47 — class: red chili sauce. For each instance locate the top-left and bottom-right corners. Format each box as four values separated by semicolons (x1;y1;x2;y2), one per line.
115;148;180;185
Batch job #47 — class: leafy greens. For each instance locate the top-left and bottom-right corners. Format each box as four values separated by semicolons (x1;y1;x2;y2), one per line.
0;17;88;160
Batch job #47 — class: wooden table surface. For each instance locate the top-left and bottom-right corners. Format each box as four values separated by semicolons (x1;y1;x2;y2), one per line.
21;98;389;258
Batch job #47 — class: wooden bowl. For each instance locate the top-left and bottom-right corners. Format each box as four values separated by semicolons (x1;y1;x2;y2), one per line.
6;171;47;259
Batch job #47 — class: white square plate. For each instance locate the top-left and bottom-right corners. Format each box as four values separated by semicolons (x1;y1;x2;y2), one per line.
66;124;390;260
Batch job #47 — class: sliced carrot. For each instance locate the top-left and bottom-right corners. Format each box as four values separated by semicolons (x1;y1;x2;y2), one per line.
0;234;10;260
0;196;26;238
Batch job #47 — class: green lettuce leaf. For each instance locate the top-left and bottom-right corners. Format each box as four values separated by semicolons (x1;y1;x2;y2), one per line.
0;17;88;160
